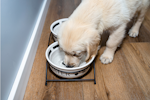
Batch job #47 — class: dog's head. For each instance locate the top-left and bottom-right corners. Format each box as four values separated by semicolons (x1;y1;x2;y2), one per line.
57;21;100;67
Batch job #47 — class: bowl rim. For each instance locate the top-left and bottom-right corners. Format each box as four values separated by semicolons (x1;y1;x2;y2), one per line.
50;18;68;36
45;42;95;71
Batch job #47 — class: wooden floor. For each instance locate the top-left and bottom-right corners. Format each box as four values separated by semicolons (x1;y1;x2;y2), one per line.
24;0;150;100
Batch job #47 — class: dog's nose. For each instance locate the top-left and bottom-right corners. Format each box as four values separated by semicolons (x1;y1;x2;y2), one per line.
62;62;74;68
66;65;74;68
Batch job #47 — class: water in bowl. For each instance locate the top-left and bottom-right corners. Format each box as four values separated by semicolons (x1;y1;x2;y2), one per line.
49;48;86;68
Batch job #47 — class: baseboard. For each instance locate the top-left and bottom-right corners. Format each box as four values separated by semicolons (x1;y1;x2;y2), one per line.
8;0;51;100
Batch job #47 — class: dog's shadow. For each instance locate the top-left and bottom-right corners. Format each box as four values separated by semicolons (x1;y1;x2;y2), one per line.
100;31;109;47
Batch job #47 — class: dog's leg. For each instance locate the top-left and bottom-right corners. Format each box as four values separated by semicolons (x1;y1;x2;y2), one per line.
128;7;148;37
100;24;126;64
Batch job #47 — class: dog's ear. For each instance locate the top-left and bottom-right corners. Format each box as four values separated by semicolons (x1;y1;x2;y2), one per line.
85;42;99;61
85;32;100;61
85;43;90;61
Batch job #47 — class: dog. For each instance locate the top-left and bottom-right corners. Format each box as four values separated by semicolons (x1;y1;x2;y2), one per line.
57;0;149;67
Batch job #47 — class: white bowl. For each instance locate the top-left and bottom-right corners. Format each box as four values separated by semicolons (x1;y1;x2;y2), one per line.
45;42;95;78
50;18;68;41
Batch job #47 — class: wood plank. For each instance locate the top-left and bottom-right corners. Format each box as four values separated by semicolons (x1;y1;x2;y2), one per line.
82;65;109;100
96;43;150;100
97;47;141;100
122;43;150;100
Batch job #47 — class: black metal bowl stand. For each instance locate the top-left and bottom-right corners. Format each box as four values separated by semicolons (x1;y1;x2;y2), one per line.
45;32;96;86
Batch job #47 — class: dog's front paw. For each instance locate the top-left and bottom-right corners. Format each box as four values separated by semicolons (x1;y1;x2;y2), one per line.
128;29;139;38
100;53;113;64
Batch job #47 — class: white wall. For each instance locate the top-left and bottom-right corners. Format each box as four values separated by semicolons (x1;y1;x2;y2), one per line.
1;0;46;100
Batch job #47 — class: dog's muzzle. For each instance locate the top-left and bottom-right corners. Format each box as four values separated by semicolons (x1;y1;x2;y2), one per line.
62;62;74;68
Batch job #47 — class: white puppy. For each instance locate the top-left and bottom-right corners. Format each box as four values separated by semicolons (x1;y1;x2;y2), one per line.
57;0;149;67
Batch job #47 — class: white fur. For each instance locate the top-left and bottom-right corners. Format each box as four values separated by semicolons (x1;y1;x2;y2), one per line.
58;0;149;66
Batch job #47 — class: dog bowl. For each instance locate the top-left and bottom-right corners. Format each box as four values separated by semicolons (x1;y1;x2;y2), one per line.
50;18;68;41
45;42;95;78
